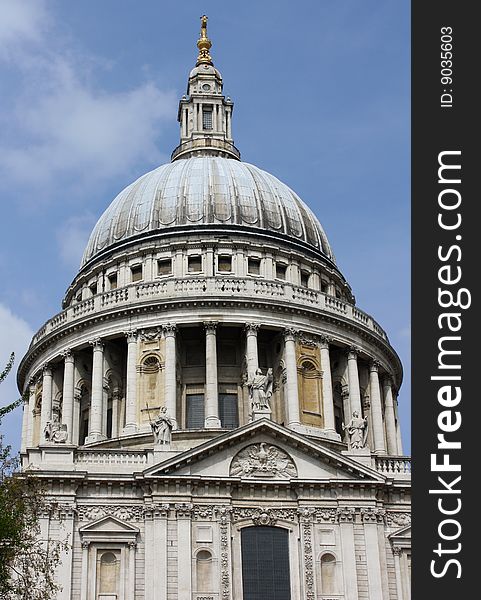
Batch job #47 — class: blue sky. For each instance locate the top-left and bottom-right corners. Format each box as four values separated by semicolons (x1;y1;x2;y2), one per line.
0;0;410;452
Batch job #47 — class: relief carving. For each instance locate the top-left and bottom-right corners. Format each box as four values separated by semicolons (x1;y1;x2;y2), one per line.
230;443;297;479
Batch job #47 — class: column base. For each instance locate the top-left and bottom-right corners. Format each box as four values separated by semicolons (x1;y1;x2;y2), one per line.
204;416;221;428
85;433;107;444
252;408;272;421
121;424;138;436
342;448;373;467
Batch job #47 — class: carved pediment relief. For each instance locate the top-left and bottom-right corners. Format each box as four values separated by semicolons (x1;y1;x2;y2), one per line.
230;443;297;479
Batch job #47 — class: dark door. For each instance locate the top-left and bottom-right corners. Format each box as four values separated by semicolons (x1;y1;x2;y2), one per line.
241;526;291;600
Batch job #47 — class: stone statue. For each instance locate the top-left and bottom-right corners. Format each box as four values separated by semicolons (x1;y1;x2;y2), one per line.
248;368;273;411
151;406;173;446
44;418;68;444
342;411;368;449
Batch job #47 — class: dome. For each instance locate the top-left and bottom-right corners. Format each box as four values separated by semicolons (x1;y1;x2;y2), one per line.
81;157;335;267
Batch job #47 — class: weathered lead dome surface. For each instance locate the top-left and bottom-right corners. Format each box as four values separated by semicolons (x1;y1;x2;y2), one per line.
81;157;335;267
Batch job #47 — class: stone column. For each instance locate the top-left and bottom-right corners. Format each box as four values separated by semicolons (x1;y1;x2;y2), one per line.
346;347;362;416
394;393;404;455
86;338;105;443
127;542;136;599
25;379;37;449
80;542;89;600
319;336;336;434
393;547;405;600
284;329;301;428
369;361;386;455
383;377;398;455
176;504;193;600
245;323;260;381
40;364;53;442
337;508;359;600
204;322;221;427
362;510;385;600
123;330;138;435
163;324;178;429
62;349;75;443
111;388;120;439
20;394;29;453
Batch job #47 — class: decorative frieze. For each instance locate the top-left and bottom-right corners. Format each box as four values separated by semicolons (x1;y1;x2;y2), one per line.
386;511;411;527
76;504;144;522
174;502;194;518
231;507;297;525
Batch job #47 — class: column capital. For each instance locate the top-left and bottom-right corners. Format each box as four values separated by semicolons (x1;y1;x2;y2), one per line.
244;323;260;335
382;374;394;388
124;330;138;343
284;327;299;342
318;334;332;350
203;321;218;334
89;337;104;351
369;359;381;373
162;323;177;337
346;345;361;360
62;348;74;362
42;363;53;376
392;546;402;556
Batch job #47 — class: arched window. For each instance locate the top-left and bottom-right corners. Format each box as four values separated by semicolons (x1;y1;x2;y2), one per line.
241;526;291;600
196;549;213;593
320;553;338;595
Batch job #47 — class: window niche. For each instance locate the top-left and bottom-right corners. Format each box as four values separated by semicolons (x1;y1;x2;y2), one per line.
188;255;202;273
248;257;261;275
130;264;143;282
275;262;287;280
218;255;232;272
107;273;118;290
157;258;172;276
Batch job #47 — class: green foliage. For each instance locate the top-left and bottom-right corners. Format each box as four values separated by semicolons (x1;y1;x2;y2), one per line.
0;353;67;599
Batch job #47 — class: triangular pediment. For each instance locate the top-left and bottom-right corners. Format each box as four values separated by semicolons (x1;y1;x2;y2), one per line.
389;524;411;540
79;515;140;534
143;419;385;483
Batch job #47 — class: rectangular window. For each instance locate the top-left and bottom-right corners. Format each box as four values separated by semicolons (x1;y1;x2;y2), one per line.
248;258;261;275
89;282;97;296
218;343;237;366
300;271;309;288
188;255;202;273
218;255;232;272
131;265;143;282
108;274;118;290
321;280;328;293
186;394;205;428
276;263;287;280
75;291;83;303
203;108;213;130
157;258;172;276
219;393;239;429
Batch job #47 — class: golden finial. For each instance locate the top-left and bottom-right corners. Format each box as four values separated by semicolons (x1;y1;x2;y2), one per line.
196;15;213;65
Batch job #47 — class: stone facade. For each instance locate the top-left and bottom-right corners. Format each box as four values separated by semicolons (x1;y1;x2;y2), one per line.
17;16;410;600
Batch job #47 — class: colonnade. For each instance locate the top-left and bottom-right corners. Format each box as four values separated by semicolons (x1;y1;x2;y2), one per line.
22;323;403;455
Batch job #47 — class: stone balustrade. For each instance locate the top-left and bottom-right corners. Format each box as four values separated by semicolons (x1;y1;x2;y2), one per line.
31;277;388;346
375;456;411;476
75;449;148;466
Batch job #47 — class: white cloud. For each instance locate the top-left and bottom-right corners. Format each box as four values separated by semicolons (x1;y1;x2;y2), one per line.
0;0;48;55
56;212;97;269
0;1;176;201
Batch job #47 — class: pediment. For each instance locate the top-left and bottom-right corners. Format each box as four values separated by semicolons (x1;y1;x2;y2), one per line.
143;419;385;483
389;525;411;540
79;515;140;534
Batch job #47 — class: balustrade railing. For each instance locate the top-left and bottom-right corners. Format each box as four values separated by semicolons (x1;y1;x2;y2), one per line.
75;450;148;466
31;276;388;346
375;456;411;475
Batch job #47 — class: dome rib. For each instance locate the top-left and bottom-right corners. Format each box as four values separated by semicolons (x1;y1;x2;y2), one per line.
81;157;335;267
